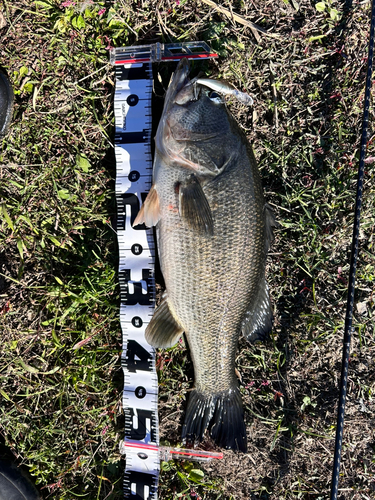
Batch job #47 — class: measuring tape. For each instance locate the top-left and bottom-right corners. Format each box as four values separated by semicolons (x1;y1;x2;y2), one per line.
110;42;218;500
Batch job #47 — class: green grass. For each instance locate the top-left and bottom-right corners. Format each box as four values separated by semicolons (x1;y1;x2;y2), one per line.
0;0;374;499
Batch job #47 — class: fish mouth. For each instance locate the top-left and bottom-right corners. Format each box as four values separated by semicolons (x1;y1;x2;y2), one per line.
165;59;205;108
155;60;223;171
163;59;192;110
155;60;196;166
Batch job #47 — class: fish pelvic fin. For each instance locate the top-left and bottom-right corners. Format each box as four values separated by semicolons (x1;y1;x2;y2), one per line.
133;185;160;228
242;277;273;342
145;294;184;348
181;387;247;453
179;174;213;235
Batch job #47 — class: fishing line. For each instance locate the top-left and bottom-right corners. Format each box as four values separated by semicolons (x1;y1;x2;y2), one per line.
330;1;375;498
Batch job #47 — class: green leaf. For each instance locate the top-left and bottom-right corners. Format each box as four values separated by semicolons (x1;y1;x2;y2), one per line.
54;18;68;33
10;340;18;350
57;56;66;67
189;469;205;483
315;1;326;11
42;366;60;375
76;14;86;29
54;276;64;285
330;8;339;21
18;359;40;374
1;204;14;231
309;34;327;42
108;19;125;29
84;7;94;18
35;0;54;7
76;153;91;172
0;389;11;401
17;359;60;375
160;461;172;472
301;395;316;410
51;329;63;347
8;180;23;189
23;82;33;93
57;188;71;200
19;66;29;78
42;319;54;326
49;235;61;247
17;238;24;260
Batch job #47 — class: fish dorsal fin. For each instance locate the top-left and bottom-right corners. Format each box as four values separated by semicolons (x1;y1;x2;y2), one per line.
133;184;160;228
242;277;273;342
145;294;184;348
179;174;214;235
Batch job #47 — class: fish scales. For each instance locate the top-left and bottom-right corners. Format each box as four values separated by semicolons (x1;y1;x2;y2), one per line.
134;59;275;452
157;150;265;392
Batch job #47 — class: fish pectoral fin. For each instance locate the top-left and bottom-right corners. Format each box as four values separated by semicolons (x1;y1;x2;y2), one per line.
145;295;184;348
242;277;273;343
133;185;160;228
179;174;213;235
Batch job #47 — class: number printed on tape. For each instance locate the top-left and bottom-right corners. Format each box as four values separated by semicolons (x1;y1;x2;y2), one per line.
114;58;160;498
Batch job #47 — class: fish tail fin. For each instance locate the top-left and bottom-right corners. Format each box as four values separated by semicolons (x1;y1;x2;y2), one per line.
181;388;247;452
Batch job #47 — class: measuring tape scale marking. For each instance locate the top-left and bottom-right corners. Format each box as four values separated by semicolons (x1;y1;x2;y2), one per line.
114;86;152;135
115;63;153;81
114;58;160;498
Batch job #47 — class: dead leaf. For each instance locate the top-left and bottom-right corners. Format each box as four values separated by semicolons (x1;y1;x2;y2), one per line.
356;301;367;315
0;11;7;29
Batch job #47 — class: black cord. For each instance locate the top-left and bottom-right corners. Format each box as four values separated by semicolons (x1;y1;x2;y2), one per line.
330;2;375;499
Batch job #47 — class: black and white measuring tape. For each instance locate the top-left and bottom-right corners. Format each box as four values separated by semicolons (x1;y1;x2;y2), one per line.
110;42;220;500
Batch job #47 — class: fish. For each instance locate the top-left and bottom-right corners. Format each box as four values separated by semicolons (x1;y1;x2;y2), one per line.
134;59;275;452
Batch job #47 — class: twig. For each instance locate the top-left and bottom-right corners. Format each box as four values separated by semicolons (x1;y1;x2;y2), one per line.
75;63;111;84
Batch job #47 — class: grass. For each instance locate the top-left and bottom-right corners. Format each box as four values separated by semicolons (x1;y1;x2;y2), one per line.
0;0;374;499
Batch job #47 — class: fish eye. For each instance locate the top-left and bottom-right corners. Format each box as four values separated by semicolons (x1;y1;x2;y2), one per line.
208;91;223;103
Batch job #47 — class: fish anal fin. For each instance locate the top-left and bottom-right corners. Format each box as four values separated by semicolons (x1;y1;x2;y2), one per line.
242;277;273;342
179;174;213;235
145;294;183;348
133;185;160;228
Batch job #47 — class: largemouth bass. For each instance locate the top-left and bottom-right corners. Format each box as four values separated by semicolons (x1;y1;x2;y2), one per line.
134;59;275;452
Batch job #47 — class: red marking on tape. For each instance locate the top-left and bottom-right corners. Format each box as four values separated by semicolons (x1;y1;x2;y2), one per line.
125;442;158;451
116;58;152;64
160;54;218;61
169;450;223;459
